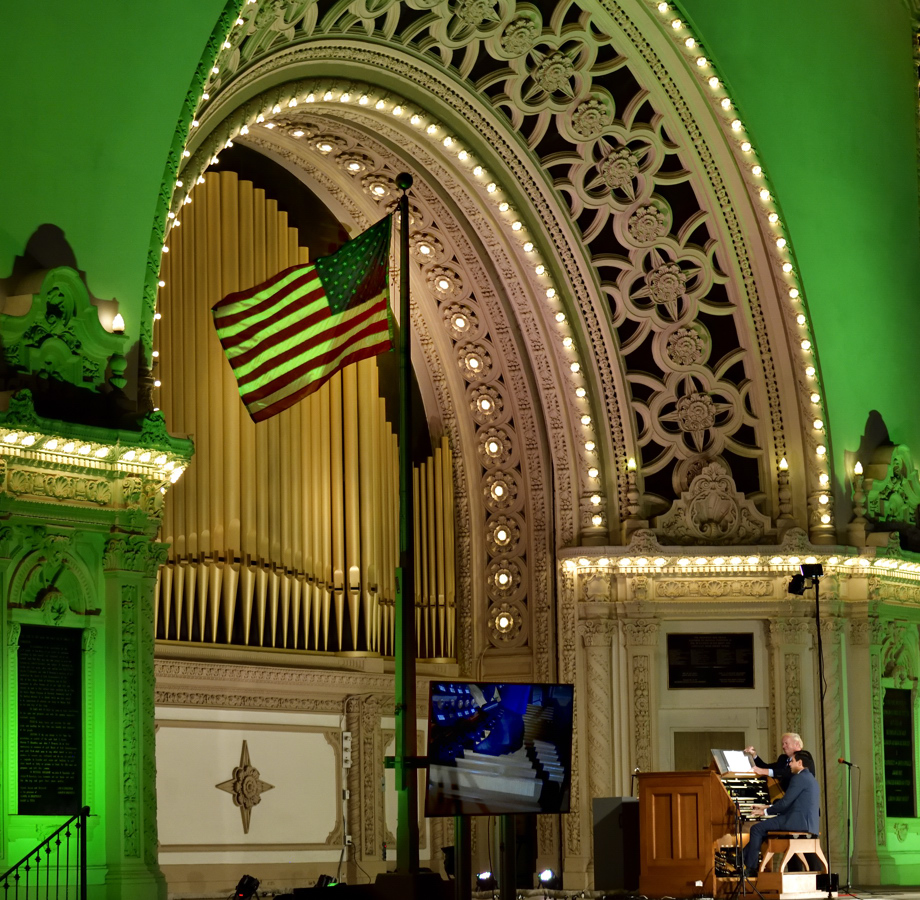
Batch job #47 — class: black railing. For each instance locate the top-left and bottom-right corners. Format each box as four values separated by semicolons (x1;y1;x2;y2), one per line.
0;806;88;900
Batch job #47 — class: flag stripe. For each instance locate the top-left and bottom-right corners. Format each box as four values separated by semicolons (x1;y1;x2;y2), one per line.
240;309;389;402
213;266;321;328
215;279;325;342
233;293;387;386
220;291;330;370
250;342;389;422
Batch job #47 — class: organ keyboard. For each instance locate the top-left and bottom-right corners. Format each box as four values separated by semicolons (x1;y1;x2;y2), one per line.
637;760;783;898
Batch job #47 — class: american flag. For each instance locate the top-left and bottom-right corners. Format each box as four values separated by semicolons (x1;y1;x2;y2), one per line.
212;215;392;422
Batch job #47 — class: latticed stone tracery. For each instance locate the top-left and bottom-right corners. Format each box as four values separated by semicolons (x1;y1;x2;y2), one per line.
157;0;841;682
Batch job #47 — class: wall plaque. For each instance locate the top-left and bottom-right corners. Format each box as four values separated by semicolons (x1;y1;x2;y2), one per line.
883;687;915;818
18;624;83;815
667;633;754;689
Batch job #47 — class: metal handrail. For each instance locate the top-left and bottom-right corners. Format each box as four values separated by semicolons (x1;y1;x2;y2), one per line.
0;806;89;899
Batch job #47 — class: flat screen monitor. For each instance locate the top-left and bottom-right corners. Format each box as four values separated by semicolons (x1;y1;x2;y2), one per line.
424;681;574;817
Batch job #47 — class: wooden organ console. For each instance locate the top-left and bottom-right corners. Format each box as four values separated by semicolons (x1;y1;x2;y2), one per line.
638;763;781;898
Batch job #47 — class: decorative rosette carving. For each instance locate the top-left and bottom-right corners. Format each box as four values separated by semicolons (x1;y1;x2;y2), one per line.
488;600;526;645
477;425;515;468
486;557;524;600
482;469;520;511
441;302;481;340
468;384;506;425
457;341;493;381
485;513;522;556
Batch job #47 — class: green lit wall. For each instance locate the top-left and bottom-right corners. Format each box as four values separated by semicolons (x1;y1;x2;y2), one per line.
2;0;918;481
682;0;920;471
0;0;226;336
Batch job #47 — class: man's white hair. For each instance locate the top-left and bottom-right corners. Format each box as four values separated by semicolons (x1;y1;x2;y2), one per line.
782;732;803;748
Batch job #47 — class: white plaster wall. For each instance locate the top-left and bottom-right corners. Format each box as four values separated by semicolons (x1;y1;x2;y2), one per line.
156;708;341;865
656;619;770;770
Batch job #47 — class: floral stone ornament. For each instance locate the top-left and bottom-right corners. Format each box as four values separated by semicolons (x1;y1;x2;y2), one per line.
216;740;275;834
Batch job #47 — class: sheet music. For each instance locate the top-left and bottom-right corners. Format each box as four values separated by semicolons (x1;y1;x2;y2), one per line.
711;748;754;774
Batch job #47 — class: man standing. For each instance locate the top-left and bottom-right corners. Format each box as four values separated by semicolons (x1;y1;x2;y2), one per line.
745;733;815;791
742;750;820;878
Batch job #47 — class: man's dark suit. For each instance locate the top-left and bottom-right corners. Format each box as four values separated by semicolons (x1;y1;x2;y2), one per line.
753;752;817;791
743;768;820;875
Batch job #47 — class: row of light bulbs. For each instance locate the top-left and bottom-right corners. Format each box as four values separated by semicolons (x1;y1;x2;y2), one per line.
0;429;185;482
565;554;920;574
654;0;832;527
170;73;606;524
166;5;832;534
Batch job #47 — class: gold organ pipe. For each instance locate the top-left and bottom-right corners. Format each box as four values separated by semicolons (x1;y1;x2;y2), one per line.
156;172;455;659
343;364;361;650
330;372;345;650
319;382;333;650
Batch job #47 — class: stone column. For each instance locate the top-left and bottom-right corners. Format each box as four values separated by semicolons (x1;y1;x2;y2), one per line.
766;618;814;750
623;619;660;773
817;616;849;865
103;535;169;900
579;619;616;801
577;617;616;889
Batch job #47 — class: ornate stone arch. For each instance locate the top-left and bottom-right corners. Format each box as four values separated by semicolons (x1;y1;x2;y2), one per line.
156;0;834;676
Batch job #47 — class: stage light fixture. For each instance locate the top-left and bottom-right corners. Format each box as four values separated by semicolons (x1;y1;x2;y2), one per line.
314;874;340;887
234;874;260;899
537;868;562;890
476;870;497;889
800;562;824;578
788;574;806;595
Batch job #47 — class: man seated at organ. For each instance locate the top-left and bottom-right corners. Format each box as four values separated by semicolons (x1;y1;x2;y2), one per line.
742;750;820;878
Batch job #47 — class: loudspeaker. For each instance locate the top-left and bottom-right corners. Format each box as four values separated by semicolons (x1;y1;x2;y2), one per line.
817;872;839;891
592;797;640;890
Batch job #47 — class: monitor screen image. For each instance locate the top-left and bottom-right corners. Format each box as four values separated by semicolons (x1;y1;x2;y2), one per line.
424;681;574;817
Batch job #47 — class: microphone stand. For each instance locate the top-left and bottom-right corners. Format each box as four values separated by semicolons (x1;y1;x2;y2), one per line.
810;572;834;899
843;762;853;892
729;797;764;900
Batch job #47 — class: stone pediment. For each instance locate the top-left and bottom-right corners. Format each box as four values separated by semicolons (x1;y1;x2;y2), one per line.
655;462;772;545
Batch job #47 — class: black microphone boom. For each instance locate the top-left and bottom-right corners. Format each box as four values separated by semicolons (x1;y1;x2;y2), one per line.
838;757;858;767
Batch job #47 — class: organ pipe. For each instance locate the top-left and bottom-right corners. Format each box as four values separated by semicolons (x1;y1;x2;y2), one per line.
156;171;454;658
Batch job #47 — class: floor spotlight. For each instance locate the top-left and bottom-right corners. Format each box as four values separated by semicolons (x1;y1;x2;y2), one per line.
476;870;497;890
537;867;562;890
315;874;340;887
233;874;260;899
788;573;807;595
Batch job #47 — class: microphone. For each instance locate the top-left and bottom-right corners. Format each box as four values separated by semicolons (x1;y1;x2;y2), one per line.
838;757;858;767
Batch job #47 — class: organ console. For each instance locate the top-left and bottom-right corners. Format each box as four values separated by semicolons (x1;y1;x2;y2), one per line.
637;757;782;898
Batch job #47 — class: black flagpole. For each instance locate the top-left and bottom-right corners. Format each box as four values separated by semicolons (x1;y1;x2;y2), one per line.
394;172;419;873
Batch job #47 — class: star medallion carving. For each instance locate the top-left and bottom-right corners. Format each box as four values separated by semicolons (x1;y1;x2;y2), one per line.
215;740;274;834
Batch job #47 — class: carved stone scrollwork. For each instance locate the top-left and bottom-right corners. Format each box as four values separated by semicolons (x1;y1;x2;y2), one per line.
783;652;802;736
623;619;660;646
578;618;616;648
865;445;920;527
8;621;21;651
658;579;773;599
104;535;169;577
632;654;652;772
849;620;870;646
581;571;612;603
656;463;772;545
768;618;814;647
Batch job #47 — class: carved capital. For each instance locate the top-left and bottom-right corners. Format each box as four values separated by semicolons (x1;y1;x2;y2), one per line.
578;619;616;648
623;618;659;646
105;535;169;576
768;617;813;647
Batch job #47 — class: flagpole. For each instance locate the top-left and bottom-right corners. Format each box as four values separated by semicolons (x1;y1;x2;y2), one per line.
394;172;419;874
